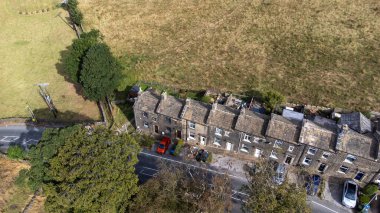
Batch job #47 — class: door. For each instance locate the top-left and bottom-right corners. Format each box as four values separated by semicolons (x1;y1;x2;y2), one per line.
226;142;233;151
200;136;206;145
154;125;159;133
176;130;182;139
285;155;293;164
318;163;327;172
254;148;262;158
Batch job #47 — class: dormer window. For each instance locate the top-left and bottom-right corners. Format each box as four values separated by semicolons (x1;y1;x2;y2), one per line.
215;128;222;136
307;147;317;155
224;131;230;137
243;134;251;142
344;154;356;164
142;112;148;118
213;138;221;146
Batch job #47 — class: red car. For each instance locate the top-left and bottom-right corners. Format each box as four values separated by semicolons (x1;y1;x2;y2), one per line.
156;137;171;154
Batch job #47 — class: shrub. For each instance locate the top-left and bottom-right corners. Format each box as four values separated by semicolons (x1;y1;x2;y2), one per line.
200;95;213;104
139;134;155;148
15;169;29;187
362;184;378;196
262;90;285;113
7;145;26;160
359;194;371;205
206;152;213;163
173;140;184;156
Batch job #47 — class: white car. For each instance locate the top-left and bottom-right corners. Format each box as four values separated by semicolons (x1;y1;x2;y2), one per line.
342;180;358;208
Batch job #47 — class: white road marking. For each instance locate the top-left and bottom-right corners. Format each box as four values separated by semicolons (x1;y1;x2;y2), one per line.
140;151;247;181
142;166;158;172
0;136;19;142
310;201;339;213
232;190;249;196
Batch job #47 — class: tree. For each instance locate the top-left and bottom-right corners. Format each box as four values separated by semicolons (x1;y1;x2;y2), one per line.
27;125;140;212
80;43;123;101
262;90;285;113
62;29;100;82
130;164;232;213
241;160;310;213
66;0;83;25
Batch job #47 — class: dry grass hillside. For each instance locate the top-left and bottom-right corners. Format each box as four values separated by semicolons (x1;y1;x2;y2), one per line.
80;0;380;111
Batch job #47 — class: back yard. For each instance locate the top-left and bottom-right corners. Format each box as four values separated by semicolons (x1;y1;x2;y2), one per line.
0;0;99;121
80;0;380;111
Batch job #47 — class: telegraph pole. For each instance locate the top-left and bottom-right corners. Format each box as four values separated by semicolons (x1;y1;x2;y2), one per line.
35;83;58;118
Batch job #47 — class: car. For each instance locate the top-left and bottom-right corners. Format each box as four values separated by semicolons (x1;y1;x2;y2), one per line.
305;175;321;196
156;137;171;155
342;180;358;208
273;163;287;185
169;144;177;155
195;149;205;161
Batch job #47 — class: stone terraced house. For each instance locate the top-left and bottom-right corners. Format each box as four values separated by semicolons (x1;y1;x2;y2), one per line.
133;89;380;185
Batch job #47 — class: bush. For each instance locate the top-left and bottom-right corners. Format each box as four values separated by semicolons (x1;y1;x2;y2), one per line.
262;90;285;113
359;194;371;205
200;95;213;104
362;184;378;196
139;134;155;148
15;169;29;187
7;145;26;160
206;152;213;163
173;140;184;156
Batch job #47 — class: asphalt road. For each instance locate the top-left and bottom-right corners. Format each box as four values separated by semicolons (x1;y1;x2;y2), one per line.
0;125;349;213
0;125;44;153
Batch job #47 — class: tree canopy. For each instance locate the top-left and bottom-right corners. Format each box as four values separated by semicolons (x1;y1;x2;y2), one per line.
241;160;310;213
62;29;100;83
262;90;285;113
27;125;140;212
130;164;232;213
80;43;123;101
66;0;83;25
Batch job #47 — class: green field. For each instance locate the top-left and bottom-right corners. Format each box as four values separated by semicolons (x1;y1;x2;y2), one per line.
0;0;100;121
80;0;380;111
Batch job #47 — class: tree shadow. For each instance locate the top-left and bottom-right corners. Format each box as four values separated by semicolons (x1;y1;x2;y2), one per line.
327;176;345;204
32;108;96;124
55;48;86;96
0;125;44;154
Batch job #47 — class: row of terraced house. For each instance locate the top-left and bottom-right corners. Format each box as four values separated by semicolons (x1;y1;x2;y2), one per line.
133;89;380;186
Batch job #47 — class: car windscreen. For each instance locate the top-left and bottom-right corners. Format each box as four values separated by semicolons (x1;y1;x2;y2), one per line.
345;184;356;200
159;144;165;149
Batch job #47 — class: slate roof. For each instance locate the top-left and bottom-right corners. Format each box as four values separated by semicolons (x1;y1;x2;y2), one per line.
207;103;239;131
235;109;269;137
156;92;185;119
181;99;211;125
336;125;379;160
339;112;372;134
299;119;337;151
265;113;302;144
133;89;160;113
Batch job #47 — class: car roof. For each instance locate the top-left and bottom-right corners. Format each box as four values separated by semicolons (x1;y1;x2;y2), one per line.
276;163;286;173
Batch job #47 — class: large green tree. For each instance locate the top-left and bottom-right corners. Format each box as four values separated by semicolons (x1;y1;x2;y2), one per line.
27;125;140;212
241;160;310;213
80;43;123;101
62;29;100;83
130;164;232;213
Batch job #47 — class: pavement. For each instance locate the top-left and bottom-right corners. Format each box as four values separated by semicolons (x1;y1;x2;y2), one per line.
0;125;44;153
1;125;377;213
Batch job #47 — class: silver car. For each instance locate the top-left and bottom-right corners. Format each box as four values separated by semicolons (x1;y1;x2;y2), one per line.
342;180;358;208
273;163;287;185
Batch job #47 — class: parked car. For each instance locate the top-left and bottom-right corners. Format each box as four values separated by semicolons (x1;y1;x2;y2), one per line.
156;137;171;155
195;149;205;161
342;180;358;208
169;144;177;155
200;151;209;162
273;163;287;185
305;175;321;196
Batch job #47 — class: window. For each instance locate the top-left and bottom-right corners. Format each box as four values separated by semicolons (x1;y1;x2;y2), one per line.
338;165;349;174
344;154;356;164
143;121;149;128
152;117;157;122
226;142;233;151
307;147;317;155
240;144;249;153
288;146;294;152
243;134;252;142
285;155;293;164
273;140;283;149
318;163;327;172
254;148;262;158
189;121;196;129
354;171;365;181
302;157;312;165
270;150;278;159
143;112;148;118
165;117;171;124
165;127;171;135
215;128;222;136
321;152;331;159
189;132;195;140
224;131;230;137
213;138;221;146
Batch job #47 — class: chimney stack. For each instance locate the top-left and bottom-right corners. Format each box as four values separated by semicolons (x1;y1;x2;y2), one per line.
161;91;167;100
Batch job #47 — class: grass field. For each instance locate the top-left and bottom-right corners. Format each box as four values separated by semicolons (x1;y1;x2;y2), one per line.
0;0;100;121
80;0;380;111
